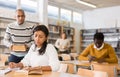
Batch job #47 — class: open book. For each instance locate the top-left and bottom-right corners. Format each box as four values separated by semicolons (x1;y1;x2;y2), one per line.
14;67;43;75
28;69;43;75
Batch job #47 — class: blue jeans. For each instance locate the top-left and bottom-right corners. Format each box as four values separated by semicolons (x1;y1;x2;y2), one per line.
8;54;24;63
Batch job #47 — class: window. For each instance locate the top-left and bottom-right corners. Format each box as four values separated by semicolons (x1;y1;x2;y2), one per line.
60;8;71;21
0;0;17;10
73;12;82;23
48;5;59;19
21;0;37;13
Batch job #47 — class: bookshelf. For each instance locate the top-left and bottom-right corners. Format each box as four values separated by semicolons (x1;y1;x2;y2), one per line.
80;28;120;55
0;18;14;53
98;28;119;51
48;24;61;44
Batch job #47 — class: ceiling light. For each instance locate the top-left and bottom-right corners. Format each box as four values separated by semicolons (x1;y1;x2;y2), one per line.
76;0;97;8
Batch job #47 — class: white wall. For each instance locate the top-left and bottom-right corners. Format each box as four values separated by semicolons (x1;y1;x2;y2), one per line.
83;6;120;29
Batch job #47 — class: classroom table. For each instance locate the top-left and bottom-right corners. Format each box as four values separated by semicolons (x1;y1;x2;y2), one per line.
61;60;120;73
3;71;84;77
61;60;90;67
60;60;91;73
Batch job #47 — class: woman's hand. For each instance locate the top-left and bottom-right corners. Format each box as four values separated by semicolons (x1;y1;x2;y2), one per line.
9;62;18;68
25;66;42;72
26;66;43;75
9;62;23;69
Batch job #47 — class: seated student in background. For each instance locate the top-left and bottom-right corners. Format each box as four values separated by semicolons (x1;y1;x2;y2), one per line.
9;25;60;71
55;32;70;54
78;32;118;63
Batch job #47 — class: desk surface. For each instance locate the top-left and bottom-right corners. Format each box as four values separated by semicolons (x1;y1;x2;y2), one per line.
61;60;120;70
61;60;90;67
4;71;83;77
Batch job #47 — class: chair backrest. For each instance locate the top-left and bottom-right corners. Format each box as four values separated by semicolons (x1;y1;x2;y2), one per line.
77;68;93;77
70;53;78;60
67;63;74;74
77;68;108;77
0;54;9;66
61;54;71;61
93;71;108;77
57;63;68;72
0;54;8;62
91;63;118;77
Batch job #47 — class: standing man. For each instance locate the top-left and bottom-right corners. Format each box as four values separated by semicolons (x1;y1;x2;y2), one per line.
4;9;34;63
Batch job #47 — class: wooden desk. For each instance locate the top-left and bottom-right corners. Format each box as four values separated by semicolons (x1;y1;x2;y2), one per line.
61;60;90;67
4;71;84;77
61;60;120;73
61;60;120;69
61;60;90;73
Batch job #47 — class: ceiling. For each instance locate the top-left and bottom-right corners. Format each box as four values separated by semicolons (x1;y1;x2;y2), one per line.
48;0;120;11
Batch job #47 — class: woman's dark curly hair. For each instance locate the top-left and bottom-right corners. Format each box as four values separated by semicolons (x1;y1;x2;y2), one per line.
33;25;49;55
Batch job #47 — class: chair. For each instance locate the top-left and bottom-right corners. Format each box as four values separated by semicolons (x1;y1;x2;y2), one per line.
93;71;108;77
0;54;9;64
77;68;93;77
67;63;74;74
70;53;78;60
77;68;108;77
91;63;118;77
0;54;9;67
61;54;71;61
57;63;68;72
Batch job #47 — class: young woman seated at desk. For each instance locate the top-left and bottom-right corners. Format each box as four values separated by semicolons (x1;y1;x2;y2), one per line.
9;25;60;72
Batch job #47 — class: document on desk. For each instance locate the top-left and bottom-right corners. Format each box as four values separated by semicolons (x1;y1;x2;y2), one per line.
0;68;11;75
0;67;21;75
